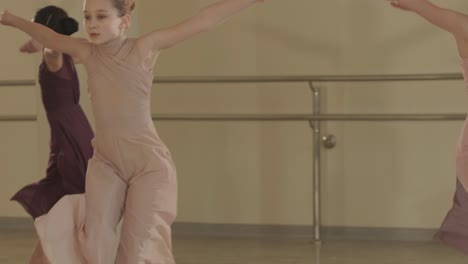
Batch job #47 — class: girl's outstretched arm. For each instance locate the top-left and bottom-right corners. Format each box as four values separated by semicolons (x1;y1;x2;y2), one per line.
136;0;266;56
387;0;468;38
19;39;82;64
0;10;91;61
387;0;468;57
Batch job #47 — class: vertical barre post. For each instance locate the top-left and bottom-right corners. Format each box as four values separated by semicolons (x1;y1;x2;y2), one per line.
309;82;321;242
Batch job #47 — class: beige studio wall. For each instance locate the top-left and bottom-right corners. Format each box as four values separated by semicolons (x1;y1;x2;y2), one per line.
0;0;38;218
0;0;466;233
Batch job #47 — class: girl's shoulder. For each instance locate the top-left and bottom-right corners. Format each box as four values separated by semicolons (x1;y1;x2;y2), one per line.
77;38;97;64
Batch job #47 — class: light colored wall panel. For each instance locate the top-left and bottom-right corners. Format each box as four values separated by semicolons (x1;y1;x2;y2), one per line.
0;122;38;217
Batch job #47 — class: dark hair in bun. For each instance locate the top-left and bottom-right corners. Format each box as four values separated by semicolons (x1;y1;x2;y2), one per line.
34;5;78;36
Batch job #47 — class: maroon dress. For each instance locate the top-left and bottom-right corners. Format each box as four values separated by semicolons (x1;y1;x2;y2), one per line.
11;54;93;219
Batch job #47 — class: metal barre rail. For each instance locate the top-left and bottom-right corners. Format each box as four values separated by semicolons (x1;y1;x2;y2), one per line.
153;73;463;83
0;114;466;122
0;80;35;86
0;73;463;87
1;114;465;122
151;113;467;121
0;115;37;121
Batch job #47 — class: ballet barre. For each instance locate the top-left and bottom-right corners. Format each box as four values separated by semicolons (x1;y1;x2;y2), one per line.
0;80;35;86
0;115;36;121
153;73;462;83
151;73;465;242
151;113;466;121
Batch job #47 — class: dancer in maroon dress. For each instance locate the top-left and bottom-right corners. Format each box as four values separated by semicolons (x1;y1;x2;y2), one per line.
9;5;93;263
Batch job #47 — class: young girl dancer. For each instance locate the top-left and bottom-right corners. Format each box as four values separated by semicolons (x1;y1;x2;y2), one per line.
8;5;94;263
387;0;468;255
1;0;267;263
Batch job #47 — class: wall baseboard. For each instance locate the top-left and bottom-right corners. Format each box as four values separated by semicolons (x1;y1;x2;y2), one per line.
0;217;437;241
172;222;437;241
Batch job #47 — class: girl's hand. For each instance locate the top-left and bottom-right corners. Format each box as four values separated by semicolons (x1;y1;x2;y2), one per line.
386;0;420;11
19;39;43;53
0;10;16;26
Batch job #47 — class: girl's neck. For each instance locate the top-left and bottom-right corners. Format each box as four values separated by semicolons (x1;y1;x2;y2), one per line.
99;36;127;55
102;34;127;45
